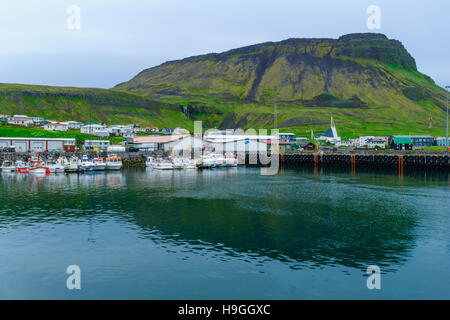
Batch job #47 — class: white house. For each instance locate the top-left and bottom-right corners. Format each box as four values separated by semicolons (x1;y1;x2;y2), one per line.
357;136;388;148
336;139;357;147
66;121;84;130
43;122;69;131
81;123;110;137
365;138;388;149
8;117;34;127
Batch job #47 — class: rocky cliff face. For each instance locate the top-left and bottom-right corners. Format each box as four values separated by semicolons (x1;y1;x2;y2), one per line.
115;33;421;103
114;33;447;135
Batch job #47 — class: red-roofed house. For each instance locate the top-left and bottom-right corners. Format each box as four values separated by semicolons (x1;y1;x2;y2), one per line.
8;118;34;127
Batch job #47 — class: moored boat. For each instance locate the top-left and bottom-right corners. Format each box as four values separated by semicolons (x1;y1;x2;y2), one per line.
106;155;122;170
93;157;107;171
16;160;29;173
28;154;49;175
80;155;95;172
66;156;81;173
1;160;16;172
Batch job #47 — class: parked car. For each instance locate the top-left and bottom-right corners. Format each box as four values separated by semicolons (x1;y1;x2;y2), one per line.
0;146;15;152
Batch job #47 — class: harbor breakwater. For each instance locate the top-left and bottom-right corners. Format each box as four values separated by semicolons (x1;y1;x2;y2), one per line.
1;151;449;170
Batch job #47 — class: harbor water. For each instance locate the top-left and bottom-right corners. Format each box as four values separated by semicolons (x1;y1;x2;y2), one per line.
0;167;448;299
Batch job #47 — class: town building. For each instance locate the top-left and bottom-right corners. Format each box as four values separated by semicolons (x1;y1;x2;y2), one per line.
0;137;76;152
144;126;159;133
81;123;110;137
314;117;341;144
434;137;450;147
131;135;206;152
389;135;433;149
65;121;84;130
160;127;174;135
357;136;389;147
43;122;69;131
8;117;34;127
389;136;413;150
365;138;387;149
83;140;111;152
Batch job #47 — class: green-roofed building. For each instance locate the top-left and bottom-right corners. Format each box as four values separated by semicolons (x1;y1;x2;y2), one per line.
389;136;413;150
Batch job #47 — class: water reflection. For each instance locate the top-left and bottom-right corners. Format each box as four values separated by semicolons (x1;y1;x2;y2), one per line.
0;168;448;273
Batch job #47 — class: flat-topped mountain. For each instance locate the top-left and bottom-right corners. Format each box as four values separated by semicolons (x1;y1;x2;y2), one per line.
115;33;447;136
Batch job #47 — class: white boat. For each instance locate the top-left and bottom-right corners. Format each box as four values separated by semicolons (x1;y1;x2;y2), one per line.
172;158;184;169
197;154;217;169
212;153;226;167
66;156;81;173
15;160;29;173
28;155;49;175
1;160;16;172
183;159;197;170
80;156;95;172
153;160;174;170
224;153;238;167
146;157;156;168
106;155;122;170
93;157;107;171
47;158;66;173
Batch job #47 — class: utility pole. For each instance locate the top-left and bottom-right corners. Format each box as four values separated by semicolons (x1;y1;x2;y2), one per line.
274;103;277;130
446;86;449;156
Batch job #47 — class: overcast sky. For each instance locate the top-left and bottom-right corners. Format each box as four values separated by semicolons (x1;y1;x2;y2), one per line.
1;0;449;89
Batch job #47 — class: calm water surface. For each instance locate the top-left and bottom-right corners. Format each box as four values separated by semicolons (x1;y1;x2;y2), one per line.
0;167;448;299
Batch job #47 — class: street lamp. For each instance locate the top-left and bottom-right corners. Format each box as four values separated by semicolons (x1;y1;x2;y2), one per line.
446;86;449;156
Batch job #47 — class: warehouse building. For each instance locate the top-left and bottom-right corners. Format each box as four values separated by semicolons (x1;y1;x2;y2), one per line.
0;137;77;152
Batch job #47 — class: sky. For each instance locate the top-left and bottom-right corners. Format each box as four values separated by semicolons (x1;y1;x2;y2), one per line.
1;0;449;89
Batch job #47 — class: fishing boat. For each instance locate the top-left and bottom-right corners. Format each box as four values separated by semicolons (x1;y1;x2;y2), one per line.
183;159;197;170
212;153;226;167
47;157;66;173
28;154;49;175
224;153;238;167
172;158;184;169
80;155;95;172
66;156;81;173
153;160;174;170
93;157;107;171
197;154;216;169
146;157;155;168
1;160;16;172
16;160;29;173
106;155;122;170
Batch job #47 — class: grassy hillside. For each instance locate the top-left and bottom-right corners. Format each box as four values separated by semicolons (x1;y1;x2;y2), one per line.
0;125;125;147
115;33;448;138
0;83;193;130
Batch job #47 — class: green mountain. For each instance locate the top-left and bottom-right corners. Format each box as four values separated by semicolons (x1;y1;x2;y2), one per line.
115;33;448;137
0;83;192;129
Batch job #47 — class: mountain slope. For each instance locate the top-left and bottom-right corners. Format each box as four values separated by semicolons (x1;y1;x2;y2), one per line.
0;83;192;129
115;33;448;137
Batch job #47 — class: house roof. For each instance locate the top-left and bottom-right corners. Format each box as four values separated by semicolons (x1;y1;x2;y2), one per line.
393;137;412;144
315;128;334;138
10;118;33;121
133;134;191;144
